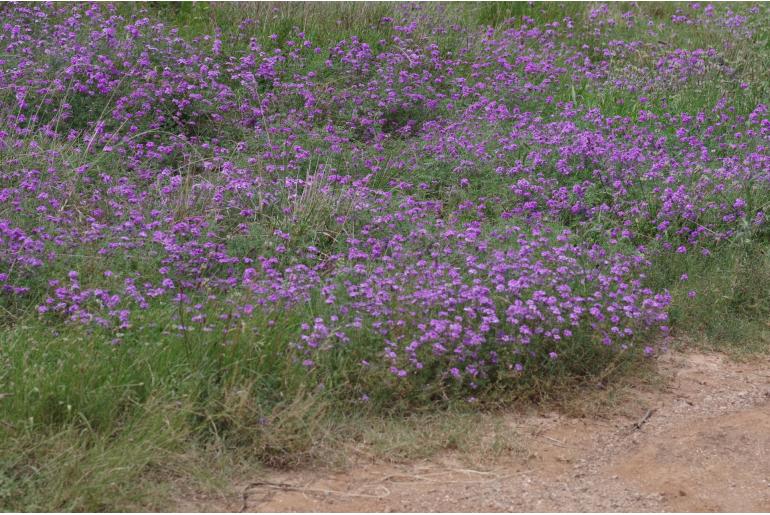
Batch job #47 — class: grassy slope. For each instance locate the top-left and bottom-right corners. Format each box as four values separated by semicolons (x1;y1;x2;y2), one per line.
1;2;769;510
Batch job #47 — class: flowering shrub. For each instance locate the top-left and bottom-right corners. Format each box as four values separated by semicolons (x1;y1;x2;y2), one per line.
1;2;769;395
291;222;671;388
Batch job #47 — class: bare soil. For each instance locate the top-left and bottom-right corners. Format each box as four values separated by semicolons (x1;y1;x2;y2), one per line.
184;350;770;512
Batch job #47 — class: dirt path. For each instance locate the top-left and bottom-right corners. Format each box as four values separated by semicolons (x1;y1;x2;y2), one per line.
200;351;770;512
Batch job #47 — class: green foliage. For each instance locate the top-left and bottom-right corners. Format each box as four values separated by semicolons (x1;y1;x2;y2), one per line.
648;242;770;355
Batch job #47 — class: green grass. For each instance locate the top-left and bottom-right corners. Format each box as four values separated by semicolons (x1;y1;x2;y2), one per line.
647;242;770;356
0;402;192;511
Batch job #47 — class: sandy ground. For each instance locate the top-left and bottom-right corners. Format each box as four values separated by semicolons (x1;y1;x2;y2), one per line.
185;350;770;512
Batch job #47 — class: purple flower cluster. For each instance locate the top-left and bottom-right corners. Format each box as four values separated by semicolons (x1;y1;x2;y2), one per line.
288;221;670;384
1;3;768;387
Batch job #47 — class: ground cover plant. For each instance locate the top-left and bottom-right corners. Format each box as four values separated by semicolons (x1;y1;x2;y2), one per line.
1;1;769;510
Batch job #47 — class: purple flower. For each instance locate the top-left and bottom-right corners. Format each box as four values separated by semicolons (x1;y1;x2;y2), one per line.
4;1;761;400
